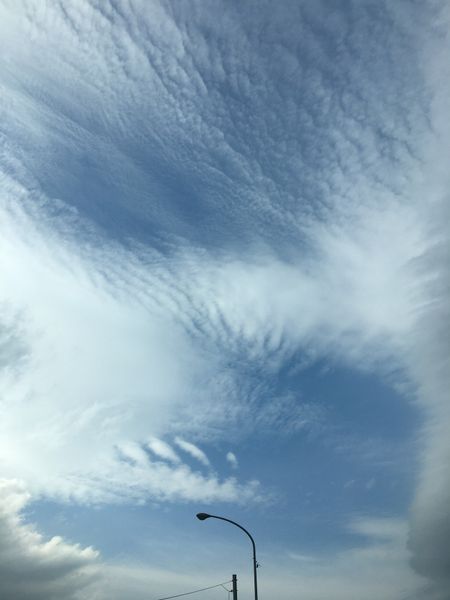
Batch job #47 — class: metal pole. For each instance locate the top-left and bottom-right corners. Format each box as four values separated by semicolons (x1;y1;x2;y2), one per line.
252;548;258;600
232;574;237;600
196;514;258;600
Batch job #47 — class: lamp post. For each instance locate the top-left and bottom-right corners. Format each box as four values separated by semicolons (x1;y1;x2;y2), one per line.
196;513;258;600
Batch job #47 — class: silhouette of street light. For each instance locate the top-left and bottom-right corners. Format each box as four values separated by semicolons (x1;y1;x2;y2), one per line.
196;513;258;600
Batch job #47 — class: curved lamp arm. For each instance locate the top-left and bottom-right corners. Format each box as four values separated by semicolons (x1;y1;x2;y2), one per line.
196;513;258;600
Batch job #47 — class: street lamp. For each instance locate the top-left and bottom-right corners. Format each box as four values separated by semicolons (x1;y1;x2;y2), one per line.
196;513;258;600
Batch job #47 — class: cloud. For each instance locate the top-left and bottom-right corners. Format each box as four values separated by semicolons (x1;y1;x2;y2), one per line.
147;438;181;464
0;203;260;504
407;207;450;591
175;438;211;467
398;4;450;593
0;0;449;597
226;452;238;469
68;515;427;600
0;497;431;600
0;476;266;600
266;516;425;600
348;516;407;541
0;479;99;600
112;441;260;504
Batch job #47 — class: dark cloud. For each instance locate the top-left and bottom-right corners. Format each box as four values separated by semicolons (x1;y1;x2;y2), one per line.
0;480;99;600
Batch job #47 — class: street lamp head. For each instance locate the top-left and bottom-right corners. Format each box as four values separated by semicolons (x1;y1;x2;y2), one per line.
196;512;211;521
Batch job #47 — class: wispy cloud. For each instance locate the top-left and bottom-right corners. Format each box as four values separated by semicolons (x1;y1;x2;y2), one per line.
147;437;181;464
272;516;425;600
174;438;211;468
0;0;449;597
226;452;238;469
0;204;260;504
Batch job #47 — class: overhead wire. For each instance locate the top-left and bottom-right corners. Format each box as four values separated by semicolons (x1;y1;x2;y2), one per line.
155;580;233;600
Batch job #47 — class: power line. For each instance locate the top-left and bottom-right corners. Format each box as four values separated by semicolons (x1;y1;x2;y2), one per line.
155;580;233;600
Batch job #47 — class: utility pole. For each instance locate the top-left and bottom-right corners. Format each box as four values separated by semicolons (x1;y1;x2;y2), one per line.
232;574;237;600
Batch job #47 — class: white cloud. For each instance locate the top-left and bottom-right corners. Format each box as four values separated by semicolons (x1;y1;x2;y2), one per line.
348;516;407;541
175;438;211;467
226;452;238;469
0;479;100;600
0;204;259;505
0;1;449;598
0;477;264;600
77;515;429;600
147;437;181;464
269;517;425;600
111;441;260;504
0;493;432;600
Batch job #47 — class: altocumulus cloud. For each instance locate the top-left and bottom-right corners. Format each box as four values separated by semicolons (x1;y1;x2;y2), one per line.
0;203;262;505
0;0;449;598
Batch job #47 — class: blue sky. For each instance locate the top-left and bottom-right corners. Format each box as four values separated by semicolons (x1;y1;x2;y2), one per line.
0;1;449;599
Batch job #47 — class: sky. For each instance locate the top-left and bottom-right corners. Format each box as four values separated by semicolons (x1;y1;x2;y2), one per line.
0;1;449;599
